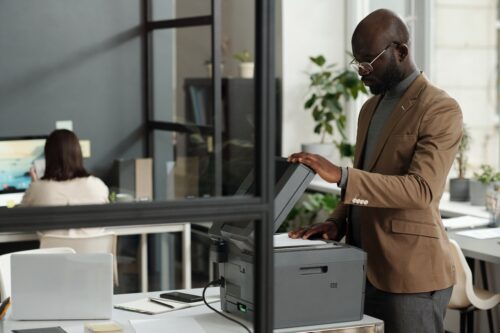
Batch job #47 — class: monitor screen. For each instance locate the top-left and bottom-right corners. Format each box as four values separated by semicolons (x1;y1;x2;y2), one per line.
0;136;46;195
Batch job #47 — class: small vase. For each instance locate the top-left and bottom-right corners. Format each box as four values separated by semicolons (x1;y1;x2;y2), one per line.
239;62;254;78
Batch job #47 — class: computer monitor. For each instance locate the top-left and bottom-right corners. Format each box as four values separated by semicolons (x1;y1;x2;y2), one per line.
0;136;46;205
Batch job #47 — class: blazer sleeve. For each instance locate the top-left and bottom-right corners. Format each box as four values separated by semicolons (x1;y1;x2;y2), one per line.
343;97;463;209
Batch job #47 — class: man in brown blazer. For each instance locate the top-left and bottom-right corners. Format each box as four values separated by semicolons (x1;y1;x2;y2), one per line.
289;9;461;333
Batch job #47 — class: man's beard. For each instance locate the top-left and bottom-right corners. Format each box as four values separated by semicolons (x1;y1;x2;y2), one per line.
368;55;405;95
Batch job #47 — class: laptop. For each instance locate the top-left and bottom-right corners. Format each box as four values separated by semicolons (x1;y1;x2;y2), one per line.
10;253;113;320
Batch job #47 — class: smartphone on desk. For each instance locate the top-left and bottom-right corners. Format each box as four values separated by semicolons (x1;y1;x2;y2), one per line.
159;291;203;303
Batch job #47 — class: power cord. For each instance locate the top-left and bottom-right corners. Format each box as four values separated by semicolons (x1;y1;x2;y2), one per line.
203;278;251;333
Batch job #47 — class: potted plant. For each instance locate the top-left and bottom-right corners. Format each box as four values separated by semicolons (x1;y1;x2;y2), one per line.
233;50;254;79
302;55;367;160
277;192;339;233
469;164;500;206
449;125;471;201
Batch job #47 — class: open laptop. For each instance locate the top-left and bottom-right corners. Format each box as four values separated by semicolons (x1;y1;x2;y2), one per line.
10;253;113;320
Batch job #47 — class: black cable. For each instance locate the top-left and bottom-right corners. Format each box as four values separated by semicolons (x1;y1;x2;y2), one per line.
203;278;252;333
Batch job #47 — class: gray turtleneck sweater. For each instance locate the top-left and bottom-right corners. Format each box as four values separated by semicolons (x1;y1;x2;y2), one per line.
341;69;420;247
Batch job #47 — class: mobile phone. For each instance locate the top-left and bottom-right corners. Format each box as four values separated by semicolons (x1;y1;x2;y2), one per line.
159;291;203;303
32;159;46;178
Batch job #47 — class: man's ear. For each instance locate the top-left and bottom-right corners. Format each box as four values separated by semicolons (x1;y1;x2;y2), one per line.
396;43;409;62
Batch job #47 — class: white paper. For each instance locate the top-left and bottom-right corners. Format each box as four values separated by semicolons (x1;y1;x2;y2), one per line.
130;317;206;333
456;227;500;239
273;233;326;248
60;326;84;333
443;216;490;230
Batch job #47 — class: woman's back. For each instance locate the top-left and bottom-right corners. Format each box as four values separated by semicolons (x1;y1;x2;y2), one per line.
21;175;109;206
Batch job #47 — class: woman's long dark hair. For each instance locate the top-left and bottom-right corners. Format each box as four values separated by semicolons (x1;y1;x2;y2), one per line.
42;129;90;181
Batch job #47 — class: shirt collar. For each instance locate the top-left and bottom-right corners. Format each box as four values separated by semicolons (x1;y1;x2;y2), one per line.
384;69;420;99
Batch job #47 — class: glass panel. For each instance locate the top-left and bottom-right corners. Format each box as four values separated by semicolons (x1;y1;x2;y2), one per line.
151;0;211;21
0;0;261;210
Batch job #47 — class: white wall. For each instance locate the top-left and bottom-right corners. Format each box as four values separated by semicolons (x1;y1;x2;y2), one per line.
433;0;499;174
281;0;346;157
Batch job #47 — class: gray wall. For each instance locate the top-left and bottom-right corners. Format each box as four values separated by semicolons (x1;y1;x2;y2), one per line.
0;0;146;182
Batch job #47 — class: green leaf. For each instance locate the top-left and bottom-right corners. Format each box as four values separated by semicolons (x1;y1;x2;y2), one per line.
312;107;322;121
325;123;333;135
314;123;323;134
332;98;342;113
304;94;316;109
350;87;358;99
310;55;326;67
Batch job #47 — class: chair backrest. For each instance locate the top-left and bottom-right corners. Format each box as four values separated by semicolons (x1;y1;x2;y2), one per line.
0;247;75;300
448;239;474;309
38;231;118;285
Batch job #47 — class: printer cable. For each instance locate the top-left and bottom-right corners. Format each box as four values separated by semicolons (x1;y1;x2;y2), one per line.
203;278;251;333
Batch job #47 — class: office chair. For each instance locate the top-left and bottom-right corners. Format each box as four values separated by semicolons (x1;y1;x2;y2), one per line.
0;247;76;300
448;239;500;333
38;231;118;286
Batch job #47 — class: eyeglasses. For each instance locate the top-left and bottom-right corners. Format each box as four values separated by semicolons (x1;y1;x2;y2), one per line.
350;42;400;75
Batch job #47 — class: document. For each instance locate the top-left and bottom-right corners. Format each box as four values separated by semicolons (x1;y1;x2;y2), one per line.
442;216;490;230
114;296;219;315
130;318;206;333
273;233;327;248
456;227;500;239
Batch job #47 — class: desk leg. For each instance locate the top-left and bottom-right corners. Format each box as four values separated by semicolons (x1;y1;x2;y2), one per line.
140;234;148;292
182;223;192;289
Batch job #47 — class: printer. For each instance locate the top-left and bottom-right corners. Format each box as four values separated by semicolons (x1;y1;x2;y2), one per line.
209;158;366;329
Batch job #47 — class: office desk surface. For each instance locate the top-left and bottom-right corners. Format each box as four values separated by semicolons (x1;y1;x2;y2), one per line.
448;230;500;264
2;289;383;333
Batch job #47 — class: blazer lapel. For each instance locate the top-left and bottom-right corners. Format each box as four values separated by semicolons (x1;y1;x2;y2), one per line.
364;74;427;171
353;95;381;168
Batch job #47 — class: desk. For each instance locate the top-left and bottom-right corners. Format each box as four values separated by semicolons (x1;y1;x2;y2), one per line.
0;223;192;292
447;230;500;265
1;288;384;333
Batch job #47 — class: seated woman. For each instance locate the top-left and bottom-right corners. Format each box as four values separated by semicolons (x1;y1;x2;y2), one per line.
20;129;109;207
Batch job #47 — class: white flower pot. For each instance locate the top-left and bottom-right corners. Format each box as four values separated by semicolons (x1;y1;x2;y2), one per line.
301;143;339;163
239;62;254;78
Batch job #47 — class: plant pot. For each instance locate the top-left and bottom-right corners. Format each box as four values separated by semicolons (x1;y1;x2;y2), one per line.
206;63;225;78
469;180;488;206
301;143;338;162
239;62;254;78
449;178;470;202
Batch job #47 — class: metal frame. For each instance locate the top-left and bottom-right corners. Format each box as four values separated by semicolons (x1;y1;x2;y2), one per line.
0;0;275;331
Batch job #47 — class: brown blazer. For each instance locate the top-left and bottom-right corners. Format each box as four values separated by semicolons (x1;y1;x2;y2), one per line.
330;74;461;293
